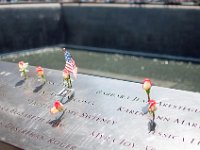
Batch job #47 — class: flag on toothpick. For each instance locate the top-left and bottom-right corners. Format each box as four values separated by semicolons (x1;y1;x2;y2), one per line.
64;49;78;78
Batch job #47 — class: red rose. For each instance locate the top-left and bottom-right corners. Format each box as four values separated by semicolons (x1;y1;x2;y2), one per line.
50;100;64;114
18;61;24;69
148;99;157;113
36;66;44;76
143;78;152;91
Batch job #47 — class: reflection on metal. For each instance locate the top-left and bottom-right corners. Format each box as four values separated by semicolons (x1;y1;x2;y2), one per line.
0;61;200;150
58;88;75;104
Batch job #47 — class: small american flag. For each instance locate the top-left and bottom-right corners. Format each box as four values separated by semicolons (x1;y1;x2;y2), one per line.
64;50;77;78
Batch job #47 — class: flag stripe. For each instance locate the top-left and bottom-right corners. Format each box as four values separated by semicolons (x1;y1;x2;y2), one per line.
64;50;77;77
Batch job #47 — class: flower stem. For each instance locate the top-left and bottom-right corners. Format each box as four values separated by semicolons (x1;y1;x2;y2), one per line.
23;70;27;79
152;112;155;121
67;74;72;88
146;90;150;102
147;94;150;102
42;75;46;83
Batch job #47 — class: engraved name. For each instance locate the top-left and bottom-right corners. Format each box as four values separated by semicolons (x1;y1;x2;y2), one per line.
96;90;200;114
149;130;200;147
91;130;156;150
0;104;46;123
117;106;200;130
65;108;117;125
0;121;77;150
26;98;94;110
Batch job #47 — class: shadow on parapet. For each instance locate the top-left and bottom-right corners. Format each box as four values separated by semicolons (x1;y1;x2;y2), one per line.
48;110;66;128
148;120;156;133
15;79;25;87
33;82;45;93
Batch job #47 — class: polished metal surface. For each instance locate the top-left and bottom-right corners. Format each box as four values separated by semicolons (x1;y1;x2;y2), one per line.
0;61;200;150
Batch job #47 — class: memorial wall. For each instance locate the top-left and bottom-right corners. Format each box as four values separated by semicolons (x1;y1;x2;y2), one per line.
62;4;200;59
0;4;63;53
0;3;200;59
0;61;200;150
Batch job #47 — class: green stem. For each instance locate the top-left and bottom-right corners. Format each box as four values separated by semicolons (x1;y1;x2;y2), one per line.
67;74;72;88
146;90;150;102
42;75;46;82
23;70;27;79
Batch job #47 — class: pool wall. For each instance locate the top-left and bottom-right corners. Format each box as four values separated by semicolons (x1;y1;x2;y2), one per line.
0;3;200;59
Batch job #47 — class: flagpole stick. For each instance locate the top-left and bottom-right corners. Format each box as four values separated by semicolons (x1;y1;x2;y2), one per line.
62;48;66;53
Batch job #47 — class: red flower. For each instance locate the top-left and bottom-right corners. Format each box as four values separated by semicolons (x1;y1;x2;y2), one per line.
18;61;28;70
148;99;157;113
54;100;62;109
18;61;24;69
143;78;152;91
18;61;29;78
50;100;64;114
36;66;44;76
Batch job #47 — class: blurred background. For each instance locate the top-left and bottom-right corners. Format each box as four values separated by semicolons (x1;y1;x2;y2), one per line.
0;1;199;150
0;0;200;5
0;1;199;93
